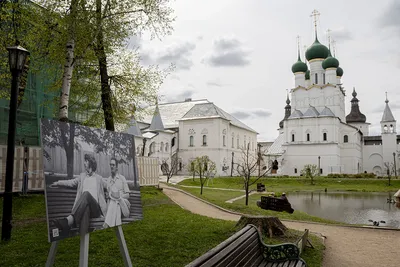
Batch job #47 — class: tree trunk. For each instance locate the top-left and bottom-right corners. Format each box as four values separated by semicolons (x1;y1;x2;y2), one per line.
236;215;287;238
59;39;75;122
245;184;249;206
59;0;77;122
66;123;75;178
95;0;114;131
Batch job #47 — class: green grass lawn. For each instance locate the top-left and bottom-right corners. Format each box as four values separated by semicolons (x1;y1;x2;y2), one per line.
0;187;324;267
179;177;400;193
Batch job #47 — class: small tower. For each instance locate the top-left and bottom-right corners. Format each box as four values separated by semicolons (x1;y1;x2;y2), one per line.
291;36;308;87
322;35;339;85
381;93;397;164
381;93;396;134
346;88;369;135
279;92;291;130
149;100;165;131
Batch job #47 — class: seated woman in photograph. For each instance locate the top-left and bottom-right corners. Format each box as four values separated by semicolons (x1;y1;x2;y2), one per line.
103;157;131;228
51;154;107;235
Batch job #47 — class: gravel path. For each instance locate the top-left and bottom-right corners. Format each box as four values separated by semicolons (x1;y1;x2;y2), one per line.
160;184;400;267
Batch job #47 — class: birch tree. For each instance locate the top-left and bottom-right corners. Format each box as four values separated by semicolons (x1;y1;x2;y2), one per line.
189;156;216;195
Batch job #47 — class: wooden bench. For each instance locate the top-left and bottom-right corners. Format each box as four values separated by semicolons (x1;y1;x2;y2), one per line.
257;196;294;214
45;185;143;241
185;224;307;267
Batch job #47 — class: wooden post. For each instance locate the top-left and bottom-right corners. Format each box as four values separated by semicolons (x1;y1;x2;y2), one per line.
115;226;133;267
79;233;90;267
45;241;59;267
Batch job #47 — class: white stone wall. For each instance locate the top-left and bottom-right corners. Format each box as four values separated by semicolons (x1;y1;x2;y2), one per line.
178;118;257;176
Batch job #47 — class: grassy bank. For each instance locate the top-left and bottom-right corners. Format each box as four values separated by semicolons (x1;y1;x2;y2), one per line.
0;187;238;267
179;177;400;193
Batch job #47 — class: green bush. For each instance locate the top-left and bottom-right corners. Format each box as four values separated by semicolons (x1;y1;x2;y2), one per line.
326;173;376;179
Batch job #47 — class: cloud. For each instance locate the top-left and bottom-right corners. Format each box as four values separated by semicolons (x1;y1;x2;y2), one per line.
330;28;353;42
231;108;271;120
203;37;251;67
206;79;230;87
140;41;196;70
165;89;196;102
379;1;400;30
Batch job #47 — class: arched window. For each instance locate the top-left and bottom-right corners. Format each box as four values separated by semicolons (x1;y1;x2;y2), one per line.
244;136;246;148
202;135;207;146
160;142;164;152
149;142;155;155
171;137;176;147
344;135;348;143
384;125;388;133
307;133;310;141
323;132;327;141
315;73;318;84
136;146;141;155
237;137;239;148
189;136;194;147
165;143;168;152
223;135;226;146
390;124;394;133
323;73;326;84
232;136;234;148
291;134;295;142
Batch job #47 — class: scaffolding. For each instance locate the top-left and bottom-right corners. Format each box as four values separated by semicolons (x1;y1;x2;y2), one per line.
0;70;58;146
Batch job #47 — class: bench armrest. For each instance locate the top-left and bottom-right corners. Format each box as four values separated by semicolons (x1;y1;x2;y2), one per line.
263;243;301;261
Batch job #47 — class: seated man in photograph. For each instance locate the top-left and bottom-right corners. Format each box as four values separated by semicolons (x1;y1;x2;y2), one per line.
103;158;131;228
51;154;107;236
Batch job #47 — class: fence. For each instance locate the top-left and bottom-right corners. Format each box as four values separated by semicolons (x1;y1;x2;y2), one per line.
0;147;159;193
137;157;159;186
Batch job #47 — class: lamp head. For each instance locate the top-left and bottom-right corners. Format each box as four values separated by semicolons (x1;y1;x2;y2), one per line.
7;45;30;72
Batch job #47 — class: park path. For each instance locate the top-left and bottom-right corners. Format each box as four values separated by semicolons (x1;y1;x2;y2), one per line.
160;183;400;267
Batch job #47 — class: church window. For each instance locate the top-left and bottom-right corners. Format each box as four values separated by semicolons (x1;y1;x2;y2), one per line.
223;135;226;146
189;136;194;147
232;136;234;148
294;168;297;174
136;146;141;156
165;143;169;152
171;137;176;147
307;133;310;142
291;134;295;142
237;137;239;148
160;142;164;152
384;125;388;133
323;73;326;84
149;142;155;155
315;73;318;84
323;132;327;141
390;124;394;133
344;135;348;143
179;162;182;171
202;135;207;146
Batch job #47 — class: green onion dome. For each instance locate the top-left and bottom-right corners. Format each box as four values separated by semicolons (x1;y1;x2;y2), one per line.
322;51;339;69
305;38;329;61
291;56;308;73
305;70;310;80
336;67;344;77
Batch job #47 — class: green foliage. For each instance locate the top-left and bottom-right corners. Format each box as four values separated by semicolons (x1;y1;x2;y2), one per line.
326;173;376;178
300;164;319;185
0;187;237;267
188;156;217;194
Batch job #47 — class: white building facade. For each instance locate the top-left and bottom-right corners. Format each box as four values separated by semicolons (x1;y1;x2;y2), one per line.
126;99;258;176
264;26;399;177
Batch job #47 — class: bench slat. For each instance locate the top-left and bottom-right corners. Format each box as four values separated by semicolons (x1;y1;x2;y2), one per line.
216;233;260;267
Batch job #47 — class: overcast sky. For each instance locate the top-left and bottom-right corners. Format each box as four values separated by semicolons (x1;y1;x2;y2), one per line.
130;0;400;141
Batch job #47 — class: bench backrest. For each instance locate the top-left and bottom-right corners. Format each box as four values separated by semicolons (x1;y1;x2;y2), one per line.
260;196;294;213
185;225;264;267
295;229;309;255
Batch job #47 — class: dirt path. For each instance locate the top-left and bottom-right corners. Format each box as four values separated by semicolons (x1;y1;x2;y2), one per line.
161;184;400;267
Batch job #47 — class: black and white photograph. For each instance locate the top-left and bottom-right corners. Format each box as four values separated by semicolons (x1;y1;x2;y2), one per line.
40;119;143;242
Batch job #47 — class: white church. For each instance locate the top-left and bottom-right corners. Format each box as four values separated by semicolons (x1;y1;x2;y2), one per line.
125;13;399;178
264;26;399;176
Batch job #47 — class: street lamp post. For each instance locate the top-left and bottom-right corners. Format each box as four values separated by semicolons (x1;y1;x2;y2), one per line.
393;152;397;179
1;45;30;241
231;152;234;177
318;156;321;175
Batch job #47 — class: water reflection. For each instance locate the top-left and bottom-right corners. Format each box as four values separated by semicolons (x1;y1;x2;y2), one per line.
287;191;400;228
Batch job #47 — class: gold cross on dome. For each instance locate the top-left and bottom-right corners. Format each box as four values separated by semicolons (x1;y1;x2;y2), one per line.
310;9;320;35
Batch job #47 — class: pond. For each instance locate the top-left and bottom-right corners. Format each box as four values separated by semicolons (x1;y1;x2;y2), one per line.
286;191;400;228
